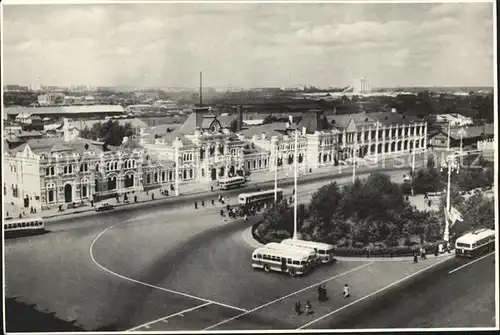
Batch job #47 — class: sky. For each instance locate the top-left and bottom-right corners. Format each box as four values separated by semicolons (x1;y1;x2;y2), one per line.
2;1;495;89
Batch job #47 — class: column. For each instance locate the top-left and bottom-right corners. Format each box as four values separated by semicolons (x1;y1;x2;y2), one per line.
424;123;428;150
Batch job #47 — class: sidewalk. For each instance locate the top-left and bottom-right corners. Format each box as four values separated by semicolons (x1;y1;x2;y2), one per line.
241;226;453;262
3;150;430;221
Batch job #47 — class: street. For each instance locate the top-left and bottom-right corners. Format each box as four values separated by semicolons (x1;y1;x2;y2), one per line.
4;167;496;331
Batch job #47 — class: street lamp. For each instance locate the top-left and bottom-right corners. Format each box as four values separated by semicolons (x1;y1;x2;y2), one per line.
174;142;180;196
440;154;460;243
457;127;468;154
274;151;279;203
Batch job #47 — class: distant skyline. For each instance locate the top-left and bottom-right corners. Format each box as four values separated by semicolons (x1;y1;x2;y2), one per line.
2;1;495;89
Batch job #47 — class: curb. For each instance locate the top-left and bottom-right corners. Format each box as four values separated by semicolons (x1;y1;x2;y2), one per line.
245;226;454;263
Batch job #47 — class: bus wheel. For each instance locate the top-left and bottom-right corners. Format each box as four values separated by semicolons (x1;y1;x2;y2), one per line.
263;265;271;272
289;269;296;277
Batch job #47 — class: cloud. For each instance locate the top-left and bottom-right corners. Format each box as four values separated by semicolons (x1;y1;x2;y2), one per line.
2;2;495;88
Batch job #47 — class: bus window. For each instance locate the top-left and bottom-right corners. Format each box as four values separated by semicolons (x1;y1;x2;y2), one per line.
319;250;325;255
287;258;292;264
301;261;307;265
258;254;262;259
293;261;299;265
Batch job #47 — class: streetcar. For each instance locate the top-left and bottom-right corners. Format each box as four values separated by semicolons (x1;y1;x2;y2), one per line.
251;246;314;277
455;228;495;258
3;217;45;238
238;188;283;206
281;238;336;264
217;176;247;190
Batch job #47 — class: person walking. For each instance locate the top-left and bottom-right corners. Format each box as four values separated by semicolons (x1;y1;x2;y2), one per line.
413;253;418;263
201;200;205;207
212;198;215;206
194;201;198;209
305;300;313;315
343;284;350;299
211;185;214;192
294;301;302;315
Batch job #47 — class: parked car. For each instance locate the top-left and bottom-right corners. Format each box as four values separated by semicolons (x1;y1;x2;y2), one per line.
95;202;114;212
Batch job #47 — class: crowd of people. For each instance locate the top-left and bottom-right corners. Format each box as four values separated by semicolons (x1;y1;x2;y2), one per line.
294;284;351;316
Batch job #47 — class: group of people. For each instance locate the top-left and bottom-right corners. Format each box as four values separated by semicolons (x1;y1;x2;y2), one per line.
294;284;350;316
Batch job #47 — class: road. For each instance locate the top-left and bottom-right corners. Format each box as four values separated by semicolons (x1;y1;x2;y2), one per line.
4;165;495;331
315;252;496;329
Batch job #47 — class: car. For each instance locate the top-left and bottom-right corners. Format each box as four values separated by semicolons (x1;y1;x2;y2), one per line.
95;202;114;212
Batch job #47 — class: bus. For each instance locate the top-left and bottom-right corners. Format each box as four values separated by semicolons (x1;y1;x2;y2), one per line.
281;239;335;264
4;217;45;237
252;247;314;277
455;228;495;258
218;176;247;190
264;242;318;264
238;188;284;207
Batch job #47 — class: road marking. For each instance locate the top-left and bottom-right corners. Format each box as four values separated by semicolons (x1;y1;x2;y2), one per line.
448;252;495;275
203;261;374;330
126;302;212;331
89;222;248;314
297;254;454;329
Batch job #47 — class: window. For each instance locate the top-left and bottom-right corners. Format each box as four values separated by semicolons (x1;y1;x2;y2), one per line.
96;163;100;172
146;174;151;184
162;171;166;182
154;173;158;182
63;165;73;174
169;171;173;180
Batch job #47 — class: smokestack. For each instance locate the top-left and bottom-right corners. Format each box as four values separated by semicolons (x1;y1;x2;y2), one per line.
199;71;203;106
237;105;243;131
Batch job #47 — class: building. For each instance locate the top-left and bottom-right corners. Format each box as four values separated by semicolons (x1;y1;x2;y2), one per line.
141;107;427;182
4;105;125;122
433;113;474;127
353;78;371;94
38;93;65;106
3;119;175;211
428;124;494;149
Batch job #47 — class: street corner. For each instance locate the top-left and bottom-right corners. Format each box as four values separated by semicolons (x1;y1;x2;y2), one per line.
128;302;243;332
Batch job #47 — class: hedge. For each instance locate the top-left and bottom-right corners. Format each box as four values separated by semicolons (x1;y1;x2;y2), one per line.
252;221;447;258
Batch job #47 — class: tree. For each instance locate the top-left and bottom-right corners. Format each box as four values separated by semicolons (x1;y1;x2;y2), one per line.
308;182;341;226
79;120;135;146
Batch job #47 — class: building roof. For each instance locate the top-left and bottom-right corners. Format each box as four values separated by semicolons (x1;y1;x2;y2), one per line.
11;137;104;156
240;122;293;139
449;124;494;140
3;105;125;116
328;112;421;130
298;109;330;134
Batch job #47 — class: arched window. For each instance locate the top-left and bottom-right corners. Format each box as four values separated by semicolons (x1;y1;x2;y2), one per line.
95;163;100;172
51;166;55;175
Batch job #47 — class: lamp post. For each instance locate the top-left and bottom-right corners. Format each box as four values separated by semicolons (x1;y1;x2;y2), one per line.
274;147;279;203
447;121;451;151
457;127;467;154
352;143;359;184
174;142;180;196
293;129;298;239
440;154;460;243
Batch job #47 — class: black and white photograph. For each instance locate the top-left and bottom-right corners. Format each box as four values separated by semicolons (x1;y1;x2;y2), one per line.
1;0;497;332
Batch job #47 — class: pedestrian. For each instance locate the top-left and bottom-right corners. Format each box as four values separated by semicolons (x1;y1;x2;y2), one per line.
194;201;198;209
201;200;205;207
295;301;302;315
170;184;174;191
19;213;22;218
244;214;248;221
151;193;155;200
30;206;34;214
343;284;350;299
146;190;149;195
305;300;313;315
220;209;224;217
165;190;169;196
226;204;231;211
90;199;94;207
317;285;324;301
434;246;439;257
221;196;225;205
211;199;215;205
413;253;418;263
211;185;214;192
218;195;222;202
134;195;138;203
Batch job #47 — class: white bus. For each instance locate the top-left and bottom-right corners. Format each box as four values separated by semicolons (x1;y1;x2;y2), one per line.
238;188;284;206
281;239;335;264
218;176;247;190
455;228;495;258
4;217;45;237
252;247;313;277
264;242;317;264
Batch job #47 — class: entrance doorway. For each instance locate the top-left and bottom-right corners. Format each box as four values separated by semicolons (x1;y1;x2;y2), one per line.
211;168;217;181
64;184;73;203
24;196;29;208
229;165;235;177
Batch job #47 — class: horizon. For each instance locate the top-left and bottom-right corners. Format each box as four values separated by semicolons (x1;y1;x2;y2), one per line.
2;2;495;89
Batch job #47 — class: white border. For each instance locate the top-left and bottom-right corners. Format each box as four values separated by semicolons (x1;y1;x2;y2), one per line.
1;0;498;334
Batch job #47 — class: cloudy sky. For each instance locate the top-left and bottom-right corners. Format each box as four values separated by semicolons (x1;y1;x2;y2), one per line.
2;1;495;88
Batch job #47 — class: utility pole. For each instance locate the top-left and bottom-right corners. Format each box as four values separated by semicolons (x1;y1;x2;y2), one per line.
199;71;203;107
293;129;298;239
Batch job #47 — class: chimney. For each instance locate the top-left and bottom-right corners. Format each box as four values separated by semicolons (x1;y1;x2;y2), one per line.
63;117;71;142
